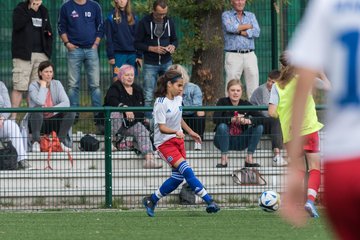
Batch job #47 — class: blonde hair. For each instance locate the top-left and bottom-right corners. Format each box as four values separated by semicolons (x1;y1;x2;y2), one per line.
112;0;135;25
168;64;190;84
226;79;242;92
277;51;296;89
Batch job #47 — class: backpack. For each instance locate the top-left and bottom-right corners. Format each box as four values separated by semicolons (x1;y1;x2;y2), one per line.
0;140;18;170
232;168;267;185
179;183;196;205
80;134;100;152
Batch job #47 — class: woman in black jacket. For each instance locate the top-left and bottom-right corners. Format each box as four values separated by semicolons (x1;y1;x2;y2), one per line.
213;79;263;168
104;64;162;169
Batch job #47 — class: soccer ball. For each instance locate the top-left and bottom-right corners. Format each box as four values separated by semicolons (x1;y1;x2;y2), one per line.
258;190;280;212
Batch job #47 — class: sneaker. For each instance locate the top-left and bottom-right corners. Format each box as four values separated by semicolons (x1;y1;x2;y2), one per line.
143;196;156;217
61;142;72;152
206;201;220;213
304;200;320;218
32;142;40;152
17;160;32;170
272;155;288;167
194;142;202;151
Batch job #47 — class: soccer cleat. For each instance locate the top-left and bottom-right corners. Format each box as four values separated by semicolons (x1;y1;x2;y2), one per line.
206;201;220;214
272;155;288;167
304;200;320;218
143;196;156;217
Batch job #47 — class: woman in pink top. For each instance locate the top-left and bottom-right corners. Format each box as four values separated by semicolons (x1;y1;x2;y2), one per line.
28;61;75;152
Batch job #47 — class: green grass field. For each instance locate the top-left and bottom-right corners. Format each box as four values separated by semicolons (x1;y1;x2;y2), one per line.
0;209;334;240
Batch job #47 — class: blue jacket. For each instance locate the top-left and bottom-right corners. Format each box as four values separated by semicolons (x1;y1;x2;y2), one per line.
182;82;203;116
134;14;177;65
105;10;139;59
58;0;104;48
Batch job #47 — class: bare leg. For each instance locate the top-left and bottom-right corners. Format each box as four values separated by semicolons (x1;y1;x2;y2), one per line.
11;90;23;119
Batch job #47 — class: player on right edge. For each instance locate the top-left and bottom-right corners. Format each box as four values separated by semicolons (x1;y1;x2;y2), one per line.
282;0;360;239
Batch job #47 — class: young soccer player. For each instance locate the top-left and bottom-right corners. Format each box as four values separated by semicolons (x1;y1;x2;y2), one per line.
142;68;220;217
268;52;327;218
282;1;360;238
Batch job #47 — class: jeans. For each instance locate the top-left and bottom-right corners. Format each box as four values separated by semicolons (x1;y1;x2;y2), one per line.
30;112;76;143
67;48;102;108
113;53;137;77
143;61;172;118
183;114;205;140
214;123;263;154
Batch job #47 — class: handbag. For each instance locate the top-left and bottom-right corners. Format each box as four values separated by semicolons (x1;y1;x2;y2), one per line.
0;140;18;170
232;168;267;185
229;111;242;136
40;131;73;170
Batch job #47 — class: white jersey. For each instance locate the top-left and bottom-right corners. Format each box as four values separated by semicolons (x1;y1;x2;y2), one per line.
153;96;183;147
289;0;360;160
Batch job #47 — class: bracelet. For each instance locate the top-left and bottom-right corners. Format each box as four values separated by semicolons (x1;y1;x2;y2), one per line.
64;41;69;47
94;42;99;46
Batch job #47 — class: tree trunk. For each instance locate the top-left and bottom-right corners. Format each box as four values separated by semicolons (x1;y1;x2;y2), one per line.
191;9;224;106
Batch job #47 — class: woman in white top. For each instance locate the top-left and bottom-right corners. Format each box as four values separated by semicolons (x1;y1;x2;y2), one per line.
142;68;220;217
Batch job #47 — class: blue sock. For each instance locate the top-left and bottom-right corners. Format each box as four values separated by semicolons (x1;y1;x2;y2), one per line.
177;161;213;205
151;170;184;204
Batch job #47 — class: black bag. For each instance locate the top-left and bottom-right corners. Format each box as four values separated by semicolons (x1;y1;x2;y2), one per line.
179;183;196;205
232;168;267;185
80;134;100;151
0;140;18;170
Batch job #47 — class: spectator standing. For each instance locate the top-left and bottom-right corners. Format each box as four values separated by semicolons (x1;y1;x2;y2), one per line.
0;81;29;169
250;70;287;167
28;61;75;153
105;0;140;81
213;79;263;168
58;0;104;117
11;0;53;120
169;64;205;151
103;64;163;169
134;0;178;118
222;0;260;99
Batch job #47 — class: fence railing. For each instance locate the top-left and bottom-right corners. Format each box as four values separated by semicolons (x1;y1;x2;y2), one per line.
0;105;325;210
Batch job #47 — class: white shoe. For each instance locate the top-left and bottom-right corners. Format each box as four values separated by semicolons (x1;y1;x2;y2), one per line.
61;142;72;152
272;155;287;167
194;142;202;151
32;142;40;152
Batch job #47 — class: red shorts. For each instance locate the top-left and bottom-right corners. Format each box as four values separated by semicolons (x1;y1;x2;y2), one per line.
157;138;186;166
324;158;360;240
303;131;319;153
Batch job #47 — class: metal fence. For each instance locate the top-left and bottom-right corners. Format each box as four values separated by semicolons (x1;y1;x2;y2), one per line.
0;0;309;106
0;105;325;210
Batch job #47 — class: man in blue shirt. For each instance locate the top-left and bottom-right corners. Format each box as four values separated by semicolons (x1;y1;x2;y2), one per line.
222;0;260;99
58;0;104;118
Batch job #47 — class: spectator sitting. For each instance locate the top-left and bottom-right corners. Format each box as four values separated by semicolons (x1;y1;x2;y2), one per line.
250;69;287;167
0;81;29;169
28;60;75;152
169;64;205;151
104;64;163;169
213;79;263;168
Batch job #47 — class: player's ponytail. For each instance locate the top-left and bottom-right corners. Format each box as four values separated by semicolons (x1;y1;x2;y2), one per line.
278;51;296;89
154;69;183;98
